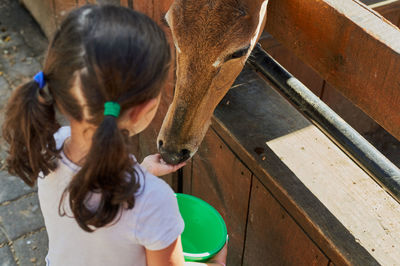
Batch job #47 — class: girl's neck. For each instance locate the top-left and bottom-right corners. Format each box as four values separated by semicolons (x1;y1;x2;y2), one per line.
63;119;96;166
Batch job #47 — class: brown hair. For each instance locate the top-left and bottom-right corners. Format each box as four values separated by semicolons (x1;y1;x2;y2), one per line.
2;5;171;232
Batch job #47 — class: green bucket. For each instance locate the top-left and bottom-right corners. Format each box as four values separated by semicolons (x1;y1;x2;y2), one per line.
175;193;227;262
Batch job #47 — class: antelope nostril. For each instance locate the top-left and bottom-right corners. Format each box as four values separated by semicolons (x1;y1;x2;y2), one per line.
160;148;191;165
158;140;164;148
181;149;190;157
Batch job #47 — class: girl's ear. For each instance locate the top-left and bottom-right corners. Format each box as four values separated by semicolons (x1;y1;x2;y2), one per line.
128;97;160;124
118;94;161;135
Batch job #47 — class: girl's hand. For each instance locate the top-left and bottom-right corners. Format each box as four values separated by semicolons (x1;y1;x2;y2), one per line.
141;153;186;176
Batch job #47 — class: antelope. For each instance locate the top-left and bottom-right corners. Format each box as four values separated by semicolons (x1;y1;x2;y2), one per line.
158;0;269;164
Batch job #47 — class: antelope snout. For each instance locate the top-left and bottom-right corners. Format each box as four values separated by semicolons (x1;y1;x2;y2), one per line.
158;140;192;165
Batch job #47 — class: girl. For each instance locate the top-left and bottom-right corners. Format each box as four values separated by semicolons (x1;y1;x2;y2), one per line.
2;5;226;266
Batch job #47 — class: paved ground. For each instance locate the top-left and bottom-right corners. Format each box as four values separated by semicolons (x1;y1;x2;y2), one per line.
0;1;399;266
0;0;48;265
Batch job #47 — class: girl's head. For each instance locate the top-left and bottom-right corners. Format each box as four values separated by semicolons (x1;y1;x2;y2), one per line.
46;5;170;126
3;5;171;231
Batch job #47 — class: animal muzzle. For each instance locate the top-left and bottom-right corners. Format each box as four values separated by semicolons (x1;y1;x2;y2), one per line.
158;140;192;165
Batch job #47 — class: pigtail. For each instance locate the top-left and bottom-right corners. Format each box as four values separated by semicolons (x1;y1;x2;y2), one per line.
63;115;140;232
2;80;60;186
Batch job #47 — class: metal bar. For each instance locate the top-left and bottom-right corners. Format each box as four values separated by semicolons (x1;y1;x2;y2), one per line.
177;168;183;193
248;43;400;202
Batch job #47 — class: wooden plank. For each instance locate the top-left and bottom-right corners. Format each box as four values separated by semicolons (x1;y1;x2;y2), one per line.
153;0;173;22
259;1;400;98
182;158;193;194
259;2;400;134
377;10;400;25
191;129;252;266
20;0;112;38
372;1;400;25
259;35;324;98
213;67;385;265
128;134;142;161
119;0;130;7
133;0;154;18
117;0;133;8
51;0;77;28
77;0;89;6
19;0;59;38
243;178;329;266
265;0;400;140
267;125;400;265
371;0;400;10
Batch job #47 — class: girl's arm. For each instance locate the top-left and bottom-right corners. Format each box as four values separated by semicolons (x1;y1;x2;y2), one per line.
146;236;227;266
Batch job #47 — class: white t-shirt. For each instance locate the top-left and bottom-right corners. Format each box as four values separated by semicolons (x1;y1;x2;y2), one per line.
38;126;185;266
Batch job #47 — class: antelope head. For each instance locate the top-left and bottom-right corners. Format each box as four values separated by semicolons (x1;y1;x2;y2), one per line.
158;0;269;164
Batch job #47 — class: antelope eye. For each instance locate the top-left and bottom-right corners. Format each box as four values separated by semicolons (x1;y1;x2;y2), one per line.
231;49;247;58
226;46;250;61
215;67;222;76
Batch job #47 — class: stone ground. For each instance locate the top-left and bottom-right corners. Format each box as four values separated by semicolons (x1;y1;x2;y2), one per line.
0;0;48;265
0;1;398;266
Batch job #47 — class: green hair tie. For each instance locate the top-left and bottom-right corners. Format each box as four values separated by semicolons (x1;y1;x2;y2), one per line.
104;102;121;118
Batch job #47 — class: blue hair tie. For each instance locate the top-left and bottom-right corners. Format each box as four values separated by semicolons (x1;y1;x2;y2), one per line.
33;71;46;89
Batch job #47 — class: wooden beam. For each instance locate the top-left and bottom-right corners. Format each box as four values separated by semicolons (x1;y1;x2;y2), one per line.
370;0;400;10
243;178;329;265
265;0;400;140
372;0;400;25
